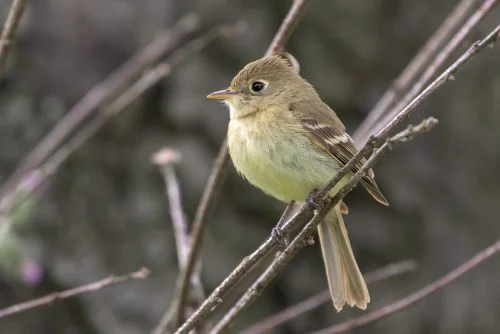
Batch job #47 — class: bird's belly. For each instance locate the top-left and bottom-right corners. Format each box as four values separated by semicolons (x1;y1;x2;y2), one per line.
228;122;341;202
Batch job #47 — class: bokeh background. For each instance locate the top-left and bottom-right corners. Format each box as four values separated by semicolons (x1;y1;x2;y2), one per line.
1;1;499;333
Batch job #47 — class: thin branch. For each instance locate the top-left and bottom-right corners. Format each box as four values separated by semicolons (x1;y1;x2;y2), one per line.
164;138;230;330
0;22;240;228
240;260;418;334
0;14;200;203
356;0;499;146
310;239;500;334
353;0;476;141
316;22;500;205
0;267;150;319
265;0;311;57
152;148;206;328
156;2;312;333
152;149;189;268
0;0;27;79
176;21;499;334
209;118;439;334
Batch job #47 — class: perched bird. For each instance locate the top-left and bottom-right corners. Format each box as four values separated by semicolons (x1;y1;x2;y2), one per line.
207;56;388;311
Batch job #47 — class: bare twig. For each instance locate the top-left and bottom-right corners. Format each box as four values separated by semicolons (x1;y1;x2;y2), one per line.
0;22;240;228
356;0;499;146
0;267;150;319
0;14;200;203
310;239;500;334
0;0;27;79
316;22;500;204
165;138;231;330
152;149;189;267
353;0;476;141
209;118;439;334
240;260;418;334
265;0;311;57
176;17;499;334
152;148;206;329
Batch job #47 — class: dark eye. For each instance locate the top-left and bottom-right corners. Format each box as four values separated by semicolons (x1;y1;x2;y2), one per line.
251;81;266;93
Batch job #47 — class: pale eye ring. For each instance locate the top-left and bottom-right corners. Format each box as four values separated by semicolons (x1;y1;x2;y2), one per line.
250;80;267;93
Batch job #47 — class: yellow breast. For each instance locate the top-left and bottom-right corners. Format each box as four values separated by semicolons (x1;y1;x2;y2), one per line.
227;109;341;202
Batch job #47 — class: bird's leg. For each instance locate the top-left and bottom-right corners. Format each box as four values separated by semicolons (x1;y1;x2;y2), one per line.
271;201;296;248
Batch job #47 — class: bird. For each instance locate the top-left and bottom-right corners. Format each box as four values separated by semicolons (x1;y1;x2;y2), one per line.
207;55;388;311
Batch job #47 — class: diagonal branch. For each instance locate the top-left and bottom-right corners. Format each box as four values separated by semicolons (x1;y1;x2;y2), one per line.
355;0;499;145
0;0;27;79
0;14;200;203
208;117;439;334
353;0;477;141
0;22;240;228
0;267;150;319
310;239;500;334
240;260;418;334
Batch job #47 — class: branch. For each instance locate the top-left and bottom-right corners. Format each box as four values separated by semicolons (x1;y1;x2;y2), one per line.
265;0;311;57
157;2;312;333
353;0;476;141
0;14;200;204
316;22;500;205
240;260;418;334
151;148;207;332
0;267;150;319
208;118;439;334
161;138;230;331
152;149;189;269
0;22;241;228
0;0;27;79
355;0;499;145
310;239;500;334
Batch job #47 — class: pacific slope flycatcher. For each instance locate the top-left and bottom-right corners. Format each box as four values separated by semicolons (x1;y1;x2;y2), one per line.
207;56;388;311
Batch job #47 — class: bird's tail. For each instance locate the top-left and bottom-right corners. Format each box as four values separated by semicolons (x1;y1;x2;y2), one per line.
317;205;370;311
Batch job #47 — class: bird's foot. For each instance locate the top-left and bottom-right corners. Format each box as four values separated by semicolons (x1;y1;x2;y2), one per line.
306;188;327;211
271;226;289;248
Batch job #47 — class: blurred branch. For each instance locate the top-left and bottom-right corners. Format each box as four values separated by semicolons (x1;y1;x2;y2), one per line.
240;260;418;334
265;0;311;57
151;148;206;327
0;21;241;228
310;239;500;334
0;13;200;204
355;0;499;145
353;0;476;142
154;2;312;334
152;149;189;268
208;117;439;334
0;267;150;319
159;138;230;332
0;0;27;79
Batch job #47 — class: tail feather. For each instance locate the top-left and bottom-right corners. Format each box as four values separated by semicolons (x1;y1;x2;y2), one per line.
317;205;370;311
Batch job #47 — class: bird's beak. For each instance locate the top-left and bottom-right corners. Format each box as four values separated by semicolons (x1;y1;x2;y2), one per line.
207;88;238;100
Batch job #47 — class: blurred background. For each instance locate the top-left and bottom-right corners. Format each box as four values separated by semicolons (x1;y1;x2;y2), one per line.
0;0;499;333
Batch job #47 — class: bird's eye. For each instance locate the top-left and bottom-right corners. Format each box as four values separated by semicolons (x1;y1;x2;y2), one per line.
250;81;266;93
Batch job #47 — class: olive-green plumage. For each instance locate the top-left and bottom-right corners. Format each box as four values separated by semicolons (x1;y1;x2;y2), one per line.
208;56;388;311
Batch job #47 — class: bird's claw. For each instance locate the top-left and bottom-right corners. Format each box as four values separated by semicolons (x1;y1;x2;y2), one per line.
271;227;289;248
306;188;326;211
